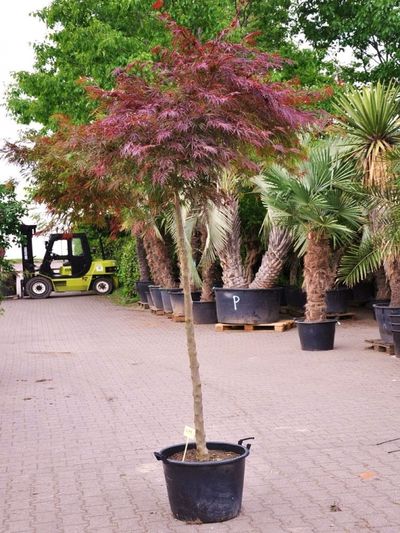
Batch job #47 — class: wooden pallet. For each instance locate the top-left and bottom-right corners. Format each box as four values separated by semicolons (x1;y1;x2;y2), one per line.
326;312;355;320
365;339;395;355
215;319;295;332
150;308;165;316
172;314;185;322
138;301;149;310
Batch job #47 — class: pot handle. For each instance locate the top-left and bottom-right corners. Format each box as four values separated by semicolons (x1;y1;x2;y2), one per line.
154;451;164;461
238;437;255;450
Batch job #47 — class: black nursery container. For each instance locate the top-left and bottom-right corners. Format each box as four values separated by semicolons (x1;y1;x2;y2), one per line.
214;288;280;324
325;288;352;314
284;286;306;310
160;288;181;313
192;301;218;324
170;291;201;317
296;319;337;351
135;280;153;303
390;314;400;357
374;304;400;343
149;286;163;311
154;439;253;523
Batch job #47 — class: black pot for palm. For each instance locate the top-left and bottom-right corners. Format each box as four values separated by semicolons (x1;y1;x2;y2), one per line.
296;319;337;351
146;290;154;308
192;301;217;324
135;280;153;303
351;281;374;306
170;291;201;317
149;286;164;311
325;288;352;314
160;288;182;313
374;304;400;343
154;439;253;523
284;286;306;310
390;314;400;357
369;299;390;320
214;288;280;324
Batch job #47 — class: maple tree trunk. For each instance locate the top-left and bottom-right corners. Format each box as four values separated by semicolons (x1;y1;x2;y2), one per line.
250;226;292;289
218;194;247;288
173;193;209;460
136;236;151;281
142;228;176;288
384;257;400;307
303;233;332;322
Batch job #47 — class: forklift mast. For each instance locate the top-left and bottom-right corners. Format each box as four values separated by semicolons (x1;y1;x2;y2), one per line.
20;224;37;279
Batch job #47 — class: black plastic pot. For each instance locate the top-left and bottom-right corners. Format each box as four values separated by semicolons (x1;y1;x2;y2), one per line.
154;438;253;523
325;288;352;314
374;304;400;343
193;301;217;324
146;290;154;308
214;288;280;325
160;288;182;313
149;286;163;311
170;291;201;317
369;299;390;320
135;280;153;303
296;318;337;351
390;314;400;357
351;281;374;306
284;286;306;310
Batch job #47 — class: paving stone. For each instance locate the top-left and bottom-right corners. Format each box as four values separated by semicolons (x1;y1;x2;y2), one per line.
1;297;400;531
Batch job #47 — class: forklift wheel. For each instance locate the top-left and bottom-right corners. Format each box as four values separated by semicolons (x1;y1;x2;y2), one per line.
25;277;52;299
93;277;113;295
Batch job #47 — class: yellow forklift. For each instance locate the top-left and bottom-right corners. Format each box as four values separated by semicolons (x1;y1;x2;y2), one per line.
21;224;118;298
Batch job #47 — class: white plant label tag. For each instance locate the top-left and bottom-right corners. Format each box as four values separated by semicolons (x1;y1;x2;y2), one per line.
183;426;195;439
233;295;240;311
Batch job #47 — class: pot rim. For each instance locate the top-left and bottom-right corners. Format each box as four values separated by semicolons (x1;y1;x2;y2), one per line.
155;441;250;466
373;304;400;309
213;287;280;293
295;318;337;325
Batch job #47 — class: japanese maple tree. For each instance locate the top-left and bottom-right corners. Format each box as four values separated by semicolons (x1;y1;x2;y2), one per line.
12;16;322;459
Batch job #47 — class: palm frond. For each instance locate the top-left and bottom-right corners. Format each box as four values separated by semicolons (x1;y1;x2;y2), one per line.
339;239;382;286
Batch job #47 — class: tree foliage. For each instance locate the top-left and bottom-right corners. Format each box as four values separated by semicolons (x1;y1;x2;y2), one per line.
0;182;26;264
7;0;335;130
293;0;400;82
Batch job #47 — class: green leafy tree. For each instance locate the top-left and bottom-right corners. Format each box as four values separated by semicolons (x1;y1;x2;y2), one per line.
293;0;400;82
0;182;26;265
7;0;335;130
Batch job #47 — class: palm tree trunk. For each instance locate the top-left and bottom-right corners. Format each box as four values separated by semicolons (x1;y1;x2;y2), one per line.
384;257;400;306
249;226;292;289
136;236;151;281
143;228;176;288
200;261;216;302
303;233;332;322
173;193;208;460
375;266;391;300
218;194;247;288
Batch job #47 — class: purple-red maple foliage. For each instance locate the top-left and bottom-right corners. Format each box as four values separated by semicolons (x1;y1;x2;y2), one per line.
78;15;325;192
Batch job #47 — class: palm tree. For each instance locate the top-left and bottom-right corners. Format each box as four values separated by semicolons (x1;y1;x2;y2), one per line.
334;81;400;304
340;184;400;306
257;141;364;321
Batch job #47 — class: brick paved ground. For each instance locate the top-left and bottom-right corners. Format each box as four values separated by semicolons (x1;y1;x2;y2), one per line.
1;295;400;533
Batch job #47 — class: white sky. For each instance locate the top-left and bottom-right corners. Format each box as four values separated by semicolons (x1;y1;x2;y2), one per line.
1;1;51;257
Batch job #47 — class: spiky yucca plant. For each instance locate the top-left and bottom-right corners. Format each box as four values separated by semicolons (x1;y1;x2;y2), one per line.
335;82;400;304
